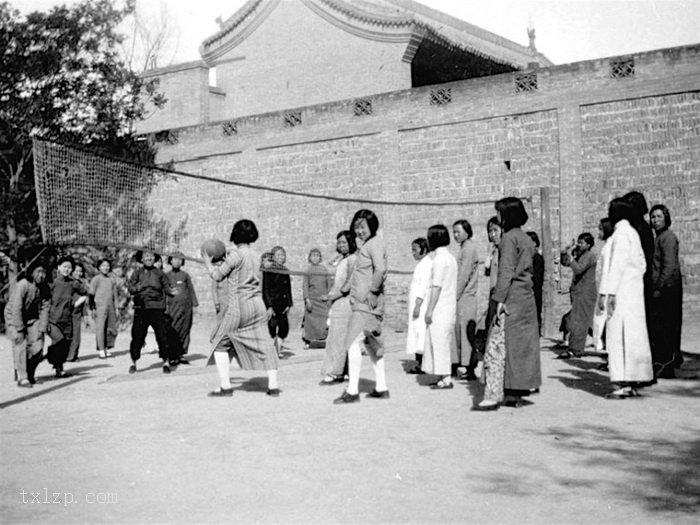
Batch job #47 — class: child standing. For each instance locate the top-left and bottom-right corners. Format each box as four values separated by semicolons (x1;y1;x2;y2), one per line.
263;246;293;357
90;258;118;359
165;252;198;365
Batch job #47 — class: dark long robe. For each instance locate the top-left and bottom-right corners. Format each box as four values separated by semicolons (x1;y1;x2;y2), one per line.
649;228;683;376
492;228;541;391
568;249;598;354
302;264;333;346
165;269;198;355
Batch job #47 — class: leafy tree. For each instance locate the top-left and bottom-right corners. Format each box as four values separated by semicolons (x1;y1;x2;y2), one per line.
0;0;165;288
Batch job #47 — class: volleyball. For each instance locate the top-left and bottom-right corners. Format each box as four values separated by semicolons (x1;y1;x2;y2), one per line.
201;238;226;262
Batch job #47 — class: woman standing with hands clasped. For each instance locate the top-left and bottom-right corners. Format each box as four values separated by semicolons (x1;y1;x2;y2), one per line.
474;197;540;410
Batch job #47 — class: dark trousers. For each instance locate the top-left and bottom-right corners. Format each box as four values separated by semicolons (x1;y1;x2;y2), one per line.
129;309;172;362
268;307;290;339
47;339;70;371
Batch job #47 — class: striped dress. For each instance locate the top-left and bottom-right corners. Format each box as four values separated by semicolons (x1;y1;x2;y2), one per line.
207;246;279;371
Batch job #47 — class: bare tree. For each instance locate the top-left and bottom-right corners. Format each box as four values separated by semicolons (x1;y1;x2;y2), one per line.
120;0;181;73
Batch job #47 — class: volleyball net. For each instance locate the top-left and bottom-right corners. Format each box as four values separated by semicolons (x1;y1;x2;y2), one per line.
32;138;542;274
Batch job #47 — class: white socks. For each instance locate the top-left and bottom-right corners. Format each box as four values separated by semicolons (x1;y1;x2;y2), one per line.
213;351;232;389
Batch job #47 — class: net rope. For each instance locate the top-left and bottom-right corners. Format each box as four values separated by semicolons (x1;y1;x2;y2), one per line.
32;138;537;276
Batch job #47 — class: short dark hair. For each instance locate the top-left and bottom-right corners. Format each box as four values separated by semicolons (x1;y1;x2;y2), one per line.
526;231;540;248
24;260;47;282
578;232;595;248
412;237;429;255
486;216;501;233
270;245;286;257
649;204;672;229
337;230;357;254
96;258;112;270
167;252;185;267
599;217;614;240
308;247;322;262
609;198;635;225
495;197;528;231
350;209;379;238
427;224;450;251
57;256;75;269
230;219;259;244
453;219;473;239
623;191;649;217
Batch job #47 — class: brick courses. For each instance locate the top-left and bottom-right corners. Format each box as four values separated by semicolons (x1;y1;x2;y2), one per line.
142;45;700;333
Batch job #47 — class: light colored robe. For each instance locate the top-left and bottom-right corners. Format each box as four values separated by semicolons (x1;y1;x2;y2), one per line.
599;219;653;383
422;246;457;376
406;255;431;355
454;239;479;365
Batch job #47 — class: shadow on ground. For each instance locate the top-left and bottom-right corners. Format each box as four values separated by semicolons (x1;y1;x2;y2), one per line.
537;424;700;515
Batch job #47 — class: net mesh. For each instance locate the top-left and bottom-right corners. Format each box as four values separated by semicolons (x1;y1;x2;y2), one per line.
33;138;183;253
33;138;540;273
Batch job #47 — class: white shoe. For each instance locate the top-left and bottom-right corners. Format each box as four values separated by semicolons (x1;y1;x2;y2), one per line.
98;350;107;359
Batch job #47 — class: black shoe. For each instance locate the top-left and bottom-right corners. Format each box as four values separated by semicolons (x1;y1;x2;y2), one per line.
471;402;499;412
366;389;390;399
502;397;533;408
333;391;360;404
208;387;234;397
162;365;171;374
177;357;190;365
406;367;424;375
128;364;137;374
458;372;478;381
55;370;72;379
266;388;281;397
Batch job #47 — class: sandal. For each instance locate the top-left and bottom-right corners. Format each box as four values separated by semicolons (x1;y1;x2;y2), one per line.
17;378;33;388
429;380;454;390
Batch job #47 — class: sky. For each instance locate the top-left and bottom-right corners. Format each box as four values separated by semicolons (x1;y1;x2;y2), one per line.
13;0;700;66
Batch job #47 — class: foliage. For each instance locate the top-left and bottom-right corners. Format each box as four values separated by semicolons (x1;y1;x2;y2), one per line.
0;0;166;259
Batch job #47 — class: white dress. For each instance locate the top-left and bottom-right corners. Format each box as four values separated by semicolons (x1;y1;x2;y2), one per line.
592;239;610;352
422;246;458;376
405;255;432;355
599;219;653;383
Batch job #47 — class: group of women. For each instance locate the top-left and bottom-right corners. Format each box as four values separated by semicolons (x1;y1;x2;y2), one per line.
558;191;684;398
202;210;390;403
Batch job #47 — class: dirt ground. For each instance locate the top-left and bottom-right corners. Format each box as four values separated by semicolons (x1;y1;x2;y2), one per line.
1;317;699;525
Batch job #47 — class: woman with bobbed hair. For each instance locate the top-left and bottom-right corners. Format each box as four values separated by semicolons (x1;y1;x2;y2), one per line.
475;197;540;410
599;198;653;398
203;219;280;397
421;225;458;389
405;237;431;374
648;203;683;378
334;209;388;404
319;230;357;384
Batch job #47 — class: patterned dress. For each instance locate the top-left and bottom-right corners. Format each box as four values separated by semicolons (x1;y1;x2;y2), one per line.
208;246;279;371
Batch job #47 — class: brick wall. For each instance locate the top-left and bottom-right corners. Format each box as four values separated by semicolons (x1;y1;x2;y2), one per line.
143;45;700;335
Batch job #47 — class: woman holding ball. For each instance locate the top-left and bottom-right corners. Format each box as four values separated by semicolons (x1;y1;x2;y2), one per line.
202;220;280;397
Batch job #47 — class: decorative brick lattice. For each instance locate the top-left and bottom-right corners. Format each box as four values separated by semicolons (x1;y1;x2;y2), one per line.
354;98;373;116
155;129;178;145
515;73;538;93
610;58;635;78
429;87;452;105
222;121;238;136
284;111;302;127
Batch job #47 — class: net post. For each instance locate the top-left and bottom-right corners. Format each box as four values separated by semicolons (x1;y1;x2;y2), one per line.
540;186;555;339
